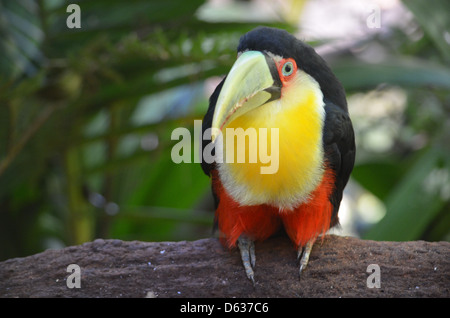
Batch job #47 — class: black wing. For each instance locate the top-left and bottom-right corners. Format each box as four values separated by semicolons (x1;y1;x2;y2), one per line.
323;100;356;226
200;78;225;176
201;78;226;211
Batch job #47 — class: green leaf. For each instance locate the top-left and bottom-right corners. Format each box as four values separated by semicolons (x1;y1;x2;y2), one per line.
352;160;406;201
333;57;450;91
363;146;448;241
332;58;450;90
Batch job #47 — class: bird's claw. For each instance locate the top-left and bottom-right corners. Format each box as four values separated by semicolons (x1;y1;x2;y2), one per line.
238;236;256;285
297;239;315;277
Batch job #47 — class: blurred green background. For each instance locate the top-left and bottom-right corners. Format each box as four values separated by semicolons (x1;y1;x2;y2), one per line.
1;0;449;261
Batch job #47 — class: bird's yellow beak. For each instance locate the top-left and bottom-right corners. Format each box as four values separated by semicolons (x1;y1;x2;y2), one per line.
211;51;280;142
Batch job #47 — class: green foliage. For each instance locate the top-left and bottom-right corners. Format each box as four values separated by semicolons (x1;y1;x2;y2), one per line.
0;0;448;260
355;0;450;241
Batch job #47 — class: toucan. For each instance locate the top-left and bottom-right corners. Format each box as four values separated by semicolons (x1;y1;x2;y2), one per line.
201;26;355;283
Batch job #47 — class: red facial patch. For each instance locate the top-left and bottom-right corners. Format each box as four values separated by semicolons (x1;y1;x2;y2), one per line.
277;58;297;85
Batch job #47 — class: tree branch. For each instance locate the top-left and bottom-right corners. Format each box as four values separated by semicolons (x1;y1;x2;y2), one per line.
0;235;448;297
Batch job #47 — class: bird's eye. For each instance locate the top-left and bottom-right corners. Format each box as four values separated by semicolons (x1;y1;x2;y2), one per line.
282;61;294;77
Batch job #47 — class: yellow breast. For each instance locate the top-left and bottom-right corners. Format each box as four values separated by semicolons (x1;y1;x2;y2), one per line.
216;73;325;210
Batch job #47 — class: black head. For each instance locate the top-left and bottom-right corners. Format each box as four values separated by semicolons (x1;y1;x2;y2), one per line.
237;26;347;110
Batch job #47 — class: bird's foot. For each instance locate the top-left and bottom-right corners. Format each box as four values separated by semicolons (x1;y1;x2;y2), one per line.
297;239;315;277
237;236;256;285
